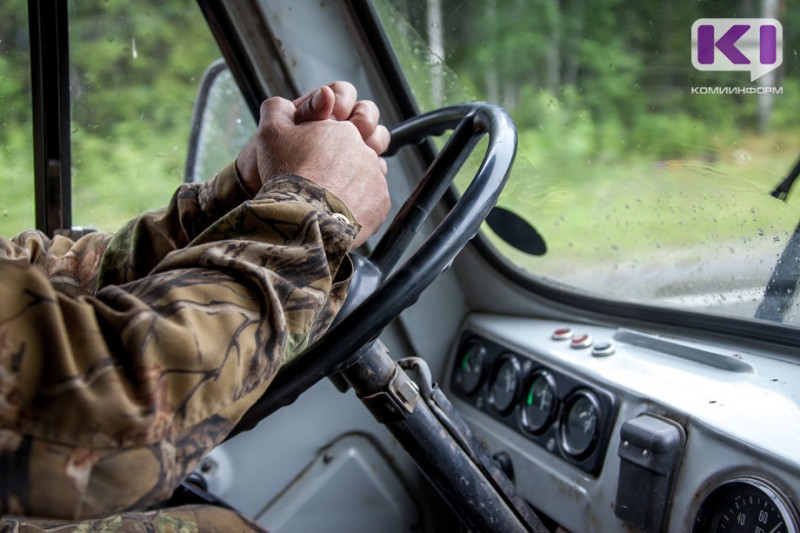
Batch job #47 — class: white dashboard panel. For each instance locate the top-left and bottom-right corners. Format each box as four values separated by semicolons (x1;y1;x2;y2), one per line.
444;314;800;532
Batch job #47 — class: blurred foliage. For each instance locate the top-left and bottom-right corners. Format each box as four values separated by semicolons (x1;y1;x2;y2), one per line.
377;0;800;320
0;0;798;257
387;0;800;160
0;0;35;232
377;0;800;213
0;0;222;235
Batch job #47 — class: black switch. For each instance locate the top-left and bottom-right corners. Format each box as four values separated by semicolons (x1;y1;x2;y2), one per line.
614;414;686;531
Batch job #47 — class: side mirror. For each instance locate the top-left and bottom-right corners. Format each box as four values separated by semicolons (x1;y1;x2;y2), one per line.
184;58;257;183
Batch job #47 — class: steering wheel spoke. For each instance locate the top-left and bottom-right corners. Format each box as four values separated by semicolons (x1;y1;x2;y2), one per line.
371;111;485;273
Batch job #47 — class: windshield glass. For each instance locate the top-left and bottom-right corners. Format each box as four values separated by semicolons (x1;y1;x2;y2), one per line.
0;0;34;235
374;0;800;327
69;0;222;232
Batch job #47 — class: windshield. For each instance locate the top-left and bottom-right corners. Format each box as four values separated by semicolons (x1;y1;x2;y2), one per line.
374;0;800;327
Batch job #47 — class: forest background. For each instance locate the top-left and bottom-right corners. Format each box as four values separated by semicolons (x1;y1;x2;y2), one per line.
0;0;797;249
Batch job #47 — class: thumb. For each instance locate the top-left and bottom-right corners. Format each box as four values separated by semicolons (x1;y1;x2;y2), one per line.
295;86;335;123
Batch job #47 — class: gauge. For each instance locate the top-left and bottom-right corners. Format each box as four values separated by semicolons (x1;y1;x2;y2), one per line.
560;389;601;458
489;355;521;415
694;478;800;533
454;339;487;395
520;370;558;434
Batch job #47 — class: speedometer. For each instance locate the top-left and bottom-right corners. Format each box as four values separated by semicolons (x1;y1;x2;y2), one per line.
694;478;800;533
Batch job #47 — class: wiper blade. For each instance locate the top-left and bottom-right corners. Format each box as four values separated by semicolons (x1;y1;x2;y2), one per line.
755;227;800;322
770;155;800;201
756;155;800;322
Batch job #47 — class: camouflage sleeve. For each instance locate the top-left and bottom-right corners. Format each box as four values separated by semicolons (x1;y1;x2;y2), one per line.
0;504;268;532
0;168;358;521
0;163;255;297
97;162;259;287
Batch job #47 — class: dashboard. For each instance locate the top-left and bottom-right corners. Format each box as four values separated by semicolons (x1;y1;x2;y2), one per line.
444;314;800;532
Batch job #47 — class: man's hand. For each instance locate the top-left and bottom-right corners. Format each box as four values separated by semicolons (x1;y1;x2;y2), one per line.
294;82;390;160
235;86;389;247
236;82;390;247
239;82;390;184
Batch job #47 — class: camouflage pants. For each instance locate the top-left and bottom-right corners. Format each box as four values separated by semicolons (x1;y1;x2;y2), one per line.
0;505;266;532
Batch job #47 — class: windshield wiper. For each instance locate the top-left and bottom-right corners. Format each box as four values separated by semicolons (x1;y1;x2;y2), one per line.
755;156;800;322
769;156;800;200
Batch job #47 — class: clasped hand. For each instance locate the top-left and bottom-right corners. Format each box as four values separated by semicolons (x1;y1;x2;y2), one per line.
236;82;391;248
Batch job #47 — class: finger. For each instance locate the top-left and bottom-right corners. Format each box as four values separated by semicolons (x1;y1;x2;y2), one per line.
378;157;388;176
328;81;358;120
295;86;335;123
365;125;391;155
259;96;298;129
292;87;315;108
348;100;381;141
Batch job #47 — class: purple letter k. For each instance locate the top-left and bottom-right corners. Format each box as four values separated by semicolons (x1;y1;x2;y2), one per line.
697;24;751;65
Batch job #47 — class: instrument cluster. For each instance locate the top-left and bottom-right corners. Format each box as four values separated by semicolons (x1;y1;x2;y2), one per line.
450;332;617;475
447;318;800;531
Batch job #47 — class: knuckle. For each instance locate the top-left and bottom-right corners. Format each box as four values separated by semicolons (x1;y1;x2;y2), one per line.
354;101;379;123
363;99;379;116
368;127;391;154
259;97;290;124
330;80;356;95
260;96;280;114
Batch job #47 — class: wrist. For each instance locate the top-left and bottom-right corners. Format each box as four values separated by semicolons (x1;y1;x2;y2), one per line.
234;140;263;197
234;157;261;198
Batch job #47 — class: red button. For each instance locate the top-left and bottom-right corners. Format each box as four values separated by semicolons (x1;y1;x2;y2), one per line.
552;328;573;341
571;334;593;349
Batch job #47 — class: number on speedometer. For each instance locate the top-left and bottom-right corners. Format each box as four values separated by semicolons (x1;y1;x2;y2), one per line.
694;478;800;533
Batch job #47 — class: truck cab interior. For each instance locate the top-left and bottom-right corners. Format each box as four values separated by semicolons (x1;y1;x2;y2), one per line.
2;1;799;531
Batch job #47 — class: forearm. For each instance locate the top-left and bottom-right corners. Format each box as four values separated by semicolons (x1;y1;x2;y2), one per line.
97;162;254;287
0;174;357;519
0;230;115;297
0;163;253;296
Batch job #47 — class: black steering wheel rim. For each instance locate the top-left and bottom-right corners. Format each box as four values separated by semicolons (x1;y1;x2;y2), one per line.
230;102;517;436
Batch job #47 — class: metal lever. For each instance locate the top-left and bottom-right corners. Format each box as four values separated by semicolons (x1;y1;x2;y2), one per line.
341;343;547;533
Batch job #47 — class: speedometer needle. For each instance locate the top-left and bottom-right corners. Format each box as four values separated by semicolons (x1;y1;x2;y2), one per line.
769;522;784;533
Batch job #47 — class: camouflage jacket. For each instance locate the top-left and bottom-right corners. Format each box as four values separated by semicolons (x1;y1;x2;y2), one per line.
0;163;357;521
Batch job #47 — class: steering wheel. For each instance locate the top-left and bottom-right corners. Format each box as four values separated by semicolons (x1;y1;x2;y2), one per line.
231;102;517;435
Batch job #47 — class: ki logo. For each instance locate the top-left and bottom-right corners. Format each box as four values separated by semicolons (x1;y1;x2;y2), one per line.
691;18;783;82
